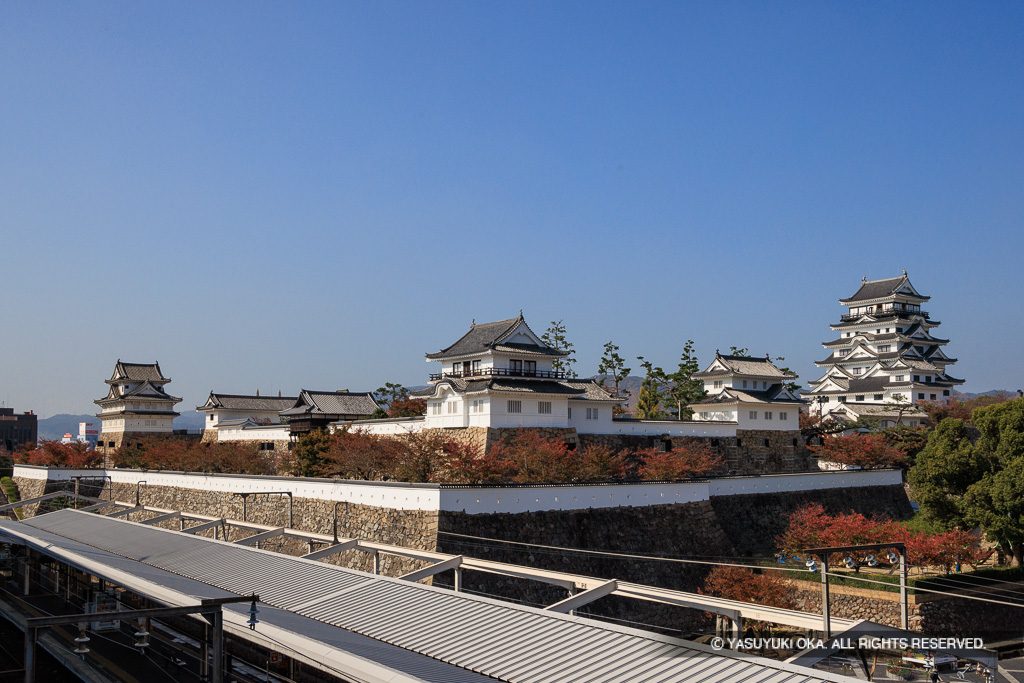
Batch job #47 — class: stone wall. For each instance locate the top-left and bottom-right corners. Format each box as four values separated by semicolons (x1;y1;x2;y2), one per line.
578;429;811;476
105;480;439;577
711;484;914;556
789;579;1024;639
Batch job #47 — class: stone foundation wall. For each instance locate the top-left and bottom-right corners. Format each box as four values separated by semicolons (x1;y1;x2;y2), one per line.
711;484;913;556
103;481;438;577
790;579;1024;639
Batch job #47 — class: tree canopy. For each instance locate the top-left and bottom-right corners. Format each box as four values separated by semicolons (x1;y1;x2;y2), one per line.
541;319;577;378
909;398;1024;565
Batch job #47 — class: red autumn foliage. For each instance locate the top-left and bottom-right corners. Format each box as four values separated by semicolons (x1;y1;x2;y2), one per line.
922;392;1014;424
111;437;277;475
777;503;985;572
387;397;427;418
701;566;795;634
811;432;906;469
486;430;577;484
634;440;723;480
16;440;103;468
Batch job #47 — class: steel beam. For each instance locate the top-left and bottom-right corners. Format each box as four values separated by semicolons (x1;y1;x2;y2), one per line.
545;580;618;613
234;528;286;546
302;540;359;561
399;556;463;584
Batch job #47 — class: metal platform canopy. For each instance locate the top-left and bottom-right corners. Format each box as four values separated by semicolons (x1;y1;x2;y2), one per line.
0;518;508;683
4;510;857;683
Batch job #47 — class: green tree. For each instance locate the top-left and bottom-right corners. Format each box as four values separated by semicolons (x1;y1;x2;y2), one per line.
772;356;802;394
634;361;667;419
729;346;749;356
909;399;1024;565
290;428;334;478
541;319;577;378
662;340;704;420
597;341;630;398
373;382;409;409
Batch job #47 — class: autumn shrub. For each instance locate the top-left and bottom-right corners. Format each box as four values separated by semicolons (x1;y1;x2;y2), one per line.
777;503;985;572
634;439;723;480
17;440;103;468
811;432;906;469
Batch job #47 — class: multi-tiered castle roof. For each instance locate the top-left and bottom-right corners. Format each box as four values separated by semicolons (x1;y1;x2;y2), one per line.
804;272;963;423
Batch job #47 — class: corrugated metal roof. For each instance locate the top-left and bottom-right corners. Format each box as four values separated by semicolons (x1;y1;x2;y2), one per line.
0;518;494;683
19;510;850;683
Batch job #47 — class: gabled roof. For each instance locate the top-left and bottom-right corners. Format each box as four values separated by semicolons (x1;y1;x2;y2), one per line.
693;352;796;379
839;272;929;304
280;390;381;418
197;392;298;413
693;384;805;406
412;378;622;402
95;380;182;406
425;313;567;360
106;360;169;385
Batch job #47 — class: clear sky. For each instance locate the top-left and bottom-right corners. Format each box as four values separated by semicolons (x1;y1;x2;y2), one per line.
2;2;1022;418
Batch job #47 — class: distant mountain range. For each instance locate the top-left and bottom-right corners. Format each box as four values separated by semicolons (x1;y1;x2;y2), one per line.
37;411;207;441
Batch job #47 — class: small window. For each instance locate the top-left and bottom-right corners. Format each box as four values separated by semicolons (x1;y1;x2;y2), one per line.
538;401;552;415
925;376;932;382
762;439;770;447
713;380;723;390
471;360;481;374
567;407;572;419
524;360;537;376
764;411;773;420
507;400;522;414
913;375;920;382
878;345;891;353
779;412;788;421
586;407;599;420
918;393;925;400
852;368;862;375
208;414;214;421
874;394;883;401
839;349;850;356
700;412;709;420
930;394;937;401
855;395;864;401
742;380;748;388
509;360;523;374
447;401;458;414
895;375;905;382
749;411;757;420
943;390;950;396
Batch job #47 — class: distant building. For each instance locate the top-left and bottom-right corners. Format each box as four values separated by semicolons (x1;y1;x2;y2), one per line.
78;422;99;448
95;361;181;451
689;352;804;430
0;408;36;452
803;272;963;426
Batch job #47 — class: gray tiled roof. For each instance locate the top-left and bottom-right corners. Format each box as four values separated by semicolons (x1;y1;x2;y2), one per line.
280;390;380;417
695;384;804;405
425;314;566;360
563;379;621;401
839;274;928;304
413;378;619;401
694;354;795;379
198;393;298;412
107;361;168;384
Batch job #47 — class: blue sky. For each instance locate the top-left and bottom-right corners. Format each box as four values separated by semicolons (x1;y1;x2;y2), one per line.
2;2;1022;418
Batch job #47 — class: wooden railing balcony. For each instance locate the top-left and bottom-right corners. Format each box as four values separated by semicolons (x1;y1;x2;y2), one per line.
841;307;929;322
429;368;566;381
